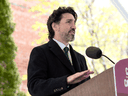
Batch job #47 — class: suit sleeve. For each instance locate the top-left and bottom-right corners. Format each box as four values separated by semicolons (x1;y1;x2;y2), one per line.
79;55;90;83
27;47;69;96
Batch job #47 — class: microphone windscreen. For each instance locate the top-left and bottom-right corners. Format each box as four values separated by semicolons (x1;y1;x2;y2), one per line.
86;46;102;59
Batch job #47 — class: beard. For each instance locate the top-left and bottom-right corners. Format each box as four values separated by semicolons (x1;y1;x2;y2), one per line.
64;29;75;42
58;27;75;43
65;33;75;42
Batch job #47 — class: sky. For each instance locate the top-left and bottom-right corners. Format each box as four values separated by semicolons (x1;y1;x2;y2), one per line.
112;0;128;23
94;0;128;23
94;0;128;10
118;0;128;12
94;0;111;7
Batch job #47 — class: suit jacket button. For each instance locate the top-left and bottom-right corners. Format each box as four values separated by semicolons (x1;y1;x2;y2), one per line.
61;87;63;90
54;89;57;92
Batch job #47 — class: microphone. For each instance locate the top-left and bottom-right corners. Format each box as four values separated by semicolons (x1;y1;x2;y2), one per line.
86;46;115;64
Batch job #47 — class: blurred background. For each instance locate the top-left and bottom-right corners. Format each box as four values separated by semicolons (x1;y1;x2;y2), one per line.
1;0;128;95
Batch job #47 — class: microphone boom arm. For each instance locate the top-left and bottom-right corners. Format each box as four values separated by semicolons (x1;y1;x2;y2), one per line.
102;54;115;64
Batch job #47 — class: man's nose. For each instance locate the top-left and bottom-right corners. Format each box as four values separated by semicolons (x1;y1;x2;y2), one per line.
72;24;76;30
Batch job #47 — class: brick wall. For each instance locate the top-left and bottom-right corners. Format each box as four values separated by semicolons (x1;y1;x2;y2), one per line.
9;0;48;93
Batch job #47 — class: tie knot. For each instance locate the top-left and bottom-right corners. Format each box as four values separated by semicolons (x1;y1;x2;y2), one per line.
64;47;69;53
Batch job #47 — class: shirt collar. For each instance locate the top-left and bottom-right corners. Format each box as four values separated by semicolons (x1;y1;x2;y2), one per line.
53;38;70;50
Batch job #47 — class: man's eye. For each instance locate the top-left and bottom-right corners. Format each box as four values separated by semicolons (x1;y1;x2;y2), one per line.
67;21;71;23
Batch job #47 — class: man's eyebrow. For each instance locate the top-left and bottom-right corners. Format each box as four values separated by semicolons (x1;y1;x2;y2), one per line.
66;19;74;21
66;19;75;22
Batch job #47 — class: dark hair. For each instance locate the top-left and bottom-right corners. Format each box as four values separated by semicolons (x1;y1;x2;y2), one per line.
47;7;77;40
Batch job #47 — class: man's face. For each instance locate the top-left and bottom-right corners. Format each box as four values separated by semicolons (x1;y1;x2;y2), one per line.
55;13;76;43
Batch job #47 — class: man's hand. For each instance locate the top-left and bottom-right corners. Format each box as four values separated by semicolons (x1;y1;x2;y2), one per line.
67;70;94;84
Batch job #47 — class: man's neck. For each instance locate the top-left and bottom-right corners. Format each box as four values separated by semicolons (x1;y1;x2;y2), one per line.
53;38;69;46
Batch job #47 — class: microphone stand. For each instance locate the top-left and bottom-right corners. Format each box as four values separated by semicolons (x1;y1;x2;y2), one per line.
102;54;115;64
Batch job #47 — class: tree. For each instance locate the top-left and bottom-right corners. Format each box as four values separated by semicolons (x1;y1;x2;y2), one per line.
0;0;26;95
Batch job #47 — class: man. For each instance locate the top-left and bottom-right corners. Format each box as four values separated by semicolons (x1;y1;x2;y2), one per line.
27;7;94;96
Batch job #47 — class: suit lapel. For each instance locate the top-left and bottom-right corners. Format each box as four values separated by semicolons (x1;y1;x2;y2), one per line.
48;40;75;74
70;45;81;72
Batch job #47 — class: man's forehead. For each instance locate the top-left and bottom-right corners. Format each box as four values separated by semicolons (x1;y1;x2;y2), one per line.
62;13;75;20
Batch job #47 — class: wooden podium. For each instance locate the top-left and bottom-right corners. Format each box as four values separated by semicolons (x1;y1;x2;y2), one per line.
62;67;115;96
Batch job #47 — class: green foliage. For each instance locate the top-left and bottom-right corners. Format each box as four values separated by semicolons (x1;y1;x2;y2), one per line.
0;0;26;95
27;0;60;45
66;0;128;75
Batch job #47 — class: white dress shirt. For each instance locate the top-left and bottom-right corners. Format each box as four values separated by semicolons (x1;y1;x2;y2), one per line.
53;38;73;65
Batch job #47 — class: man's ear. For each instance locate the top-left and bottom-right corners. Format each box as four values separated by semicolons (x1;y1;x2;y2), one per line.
52;22;58;32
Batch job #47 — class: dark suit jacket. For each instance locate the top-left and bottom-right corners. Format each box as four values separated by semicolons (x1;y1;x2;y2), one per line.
27;39;90;96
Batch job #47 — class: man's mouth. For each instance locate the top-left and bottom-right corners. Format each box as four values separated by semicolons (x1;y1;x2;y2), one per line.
69;30;75;35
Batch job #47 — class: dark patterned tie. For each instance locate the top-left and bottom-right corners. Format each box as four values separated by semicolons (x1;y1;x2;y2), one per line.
64;47;69;60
